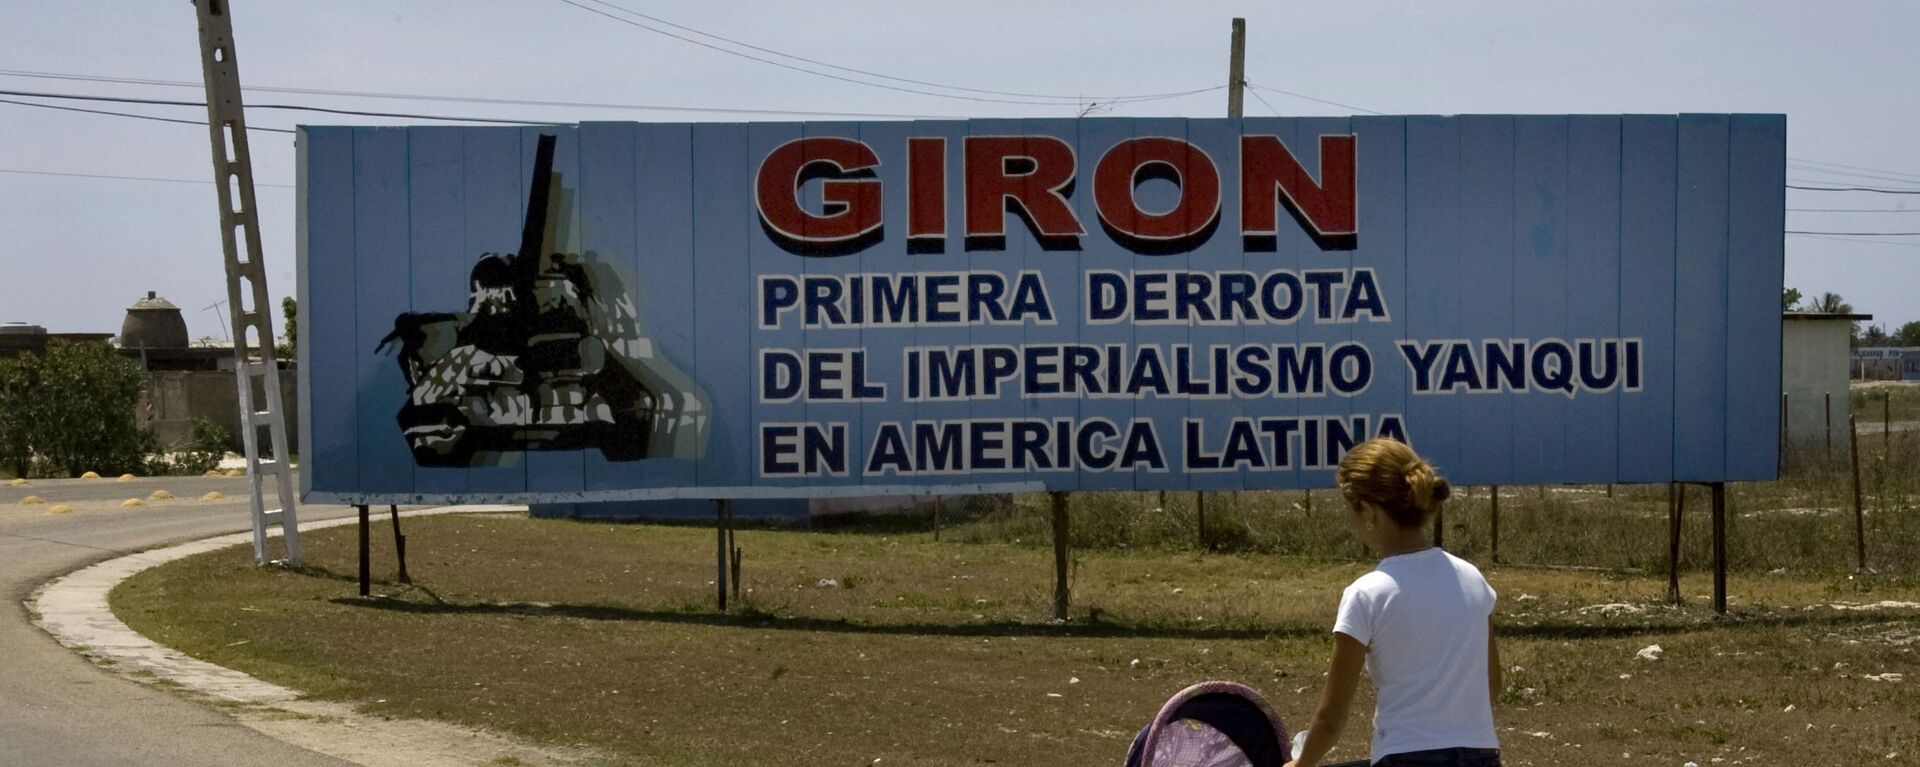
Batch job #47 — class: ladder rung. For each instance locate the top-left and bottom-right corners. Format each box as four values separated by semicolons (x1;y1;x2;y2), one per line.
252;460;284;475
244;361;275;377
258;509;287;525
249;409;281;427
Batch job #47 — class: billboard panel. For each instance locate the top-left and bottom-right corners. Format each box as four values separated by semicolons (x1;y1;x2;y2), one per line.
297;116;1784;504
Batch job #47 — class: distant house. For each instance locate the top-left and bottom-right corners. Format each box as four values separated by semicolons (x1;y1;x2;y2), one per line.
5;292;295;453
1849;346;1916;381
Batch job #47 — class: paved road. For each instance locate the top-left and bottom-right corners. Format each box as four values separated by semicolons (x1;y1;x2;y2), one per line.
0;474;360;766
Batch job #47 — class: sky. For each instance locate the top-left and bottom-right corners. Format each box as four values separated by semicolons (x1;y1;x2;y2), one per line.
2;0;1917;342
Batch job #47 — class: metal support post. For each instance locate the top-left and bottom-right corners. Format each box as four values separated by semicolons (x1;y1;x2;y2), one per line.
1489;485;1500;564
1851;414;1866;572
1666;484;1683;604
714;499;729;611
1711;483;1727;614
1051;491;1070;621
1226;19;1246;118
357;504;370;597
388;504;410;584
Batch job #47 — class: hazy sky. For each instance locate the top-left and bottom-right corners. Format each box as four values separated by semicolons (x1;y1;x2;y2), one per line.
3;1;1916;341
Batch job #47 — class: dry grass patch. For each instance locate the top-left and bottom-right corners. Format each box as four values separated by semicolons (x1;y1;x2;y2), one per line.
114;513;1919;767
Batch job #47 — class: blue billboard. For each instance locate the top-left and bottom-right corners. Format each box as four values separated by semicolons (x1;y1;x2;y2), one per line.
297;115;1783;504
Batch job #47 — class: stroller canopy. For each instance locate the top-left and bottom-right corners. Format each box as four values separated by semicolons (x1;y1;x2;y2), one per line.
1125;681;1290;767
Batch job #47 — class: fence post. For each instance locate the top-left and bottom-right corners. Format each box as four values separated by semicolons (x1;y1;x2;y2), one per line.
1051;491;1071;621
1825;391;1833;463
933;496;943;542
1851;414;1866;572
1666;484;1682;604
1196;492;1207;550
1489;485;1500;564
1886;391;1893;453
1780;391;1790;474
1711;483;1726;615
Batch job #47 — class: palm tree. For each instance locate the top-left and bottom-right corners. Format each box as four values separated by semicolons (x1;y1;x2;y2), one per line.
1810;292;1853;315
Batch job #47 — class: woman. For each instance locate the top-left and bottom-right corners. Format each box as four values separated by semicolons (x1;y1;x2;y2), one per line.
1283;438;1501;767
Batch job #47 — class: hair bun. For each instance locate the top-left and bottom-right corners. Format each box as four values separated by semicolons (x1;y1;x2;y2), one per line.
1405;461;1450;513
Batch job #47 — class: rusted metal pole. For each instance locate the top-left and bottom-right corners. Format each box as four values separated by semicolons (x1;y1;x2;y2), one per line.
1851;414;1866;572
357;503;370;597
388;503;409;584
1712;483;1726;614
1666;484;1683;604
1051;491;1071;621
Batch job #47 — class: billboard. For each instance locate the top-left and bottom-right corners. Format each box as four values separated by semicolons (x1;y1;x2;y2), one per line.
297;115;1784;504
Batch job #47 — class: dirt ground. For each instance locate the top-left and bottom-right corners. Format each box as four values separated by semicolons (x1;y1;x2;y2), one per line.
113;513;1919;767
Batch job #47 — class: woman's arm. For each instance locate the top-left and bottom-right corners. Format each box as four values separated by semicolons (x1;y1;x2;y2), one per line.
1487;616;1502;702
1283;632;1368;767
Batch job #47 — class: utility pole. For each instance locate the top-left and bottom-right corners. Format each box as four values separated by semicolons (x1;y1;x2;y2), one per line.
193;0;302;566
1227;18;1247;118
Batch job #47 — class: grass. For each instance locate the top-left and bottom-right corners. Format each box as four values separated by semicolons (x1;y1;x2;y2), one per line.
1853;380;1920;422
114;510;1920;767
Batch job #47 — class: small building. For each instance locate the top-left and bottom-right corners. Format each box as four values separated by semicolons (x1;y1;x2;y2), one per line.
1849;346;1916;381
1782;311;1871;449
1905;349;1920;382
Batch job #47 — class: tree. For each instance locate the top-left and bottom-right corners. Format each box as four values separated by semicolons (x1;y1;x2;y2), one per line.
1809;292;1853;314
1862;324;1893;347
24;341;153;477
1899;320;1920;347
278;296;297;359
0;356;34;478
1782;287;1803;311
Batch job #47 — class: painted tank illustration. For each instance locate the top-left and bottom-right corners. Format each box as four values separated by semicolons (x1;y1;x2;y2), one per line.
378;134;709;467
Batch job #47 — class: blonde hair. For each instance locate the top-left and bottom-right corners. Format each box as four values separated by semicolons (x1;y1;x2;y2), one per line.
1336;437;1450;529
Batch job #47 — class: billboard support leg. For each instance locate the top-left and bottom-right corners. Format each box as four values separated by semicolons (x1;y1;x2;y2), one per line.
1711;483;1727;614
1489;485;1500;564
388;504;410;584
1666;484;1683;605
1051;491;1070;621
1195;492;1207;551
714;499;729;611
728;503;740;604
357;503;370;597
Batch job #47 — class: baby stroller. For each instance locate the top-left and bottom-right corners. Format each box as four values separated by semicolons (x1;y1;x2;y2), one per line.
1123;681;1367;767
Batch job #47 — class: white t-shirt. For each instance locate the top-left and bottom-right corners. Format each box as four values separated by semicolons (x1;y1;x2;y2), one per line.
1333;547;1499;762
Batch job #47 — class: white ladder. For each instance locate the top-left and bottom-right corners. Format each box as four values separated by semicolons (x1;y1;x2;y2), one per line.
193;0;301;565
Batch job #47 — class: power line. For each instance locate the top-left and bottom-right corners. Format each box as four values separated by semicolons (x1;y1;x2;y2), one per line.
1789;156;1920;185
1789;233;1920;250
0;69;968;119
573;0;1219;105
1245;82;1384;115
0;97;295;134
1786;230;1920;236
0;88;560;126
0;166;293;188
556;0;1220;108
1247;86;1286;117
1789;184;1920;195
1788;163;1920;188
1789;207;1920;213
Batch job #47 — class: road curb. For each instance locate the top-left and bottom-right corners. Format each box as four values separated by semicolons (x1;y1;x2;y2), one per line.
27;504;526;702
